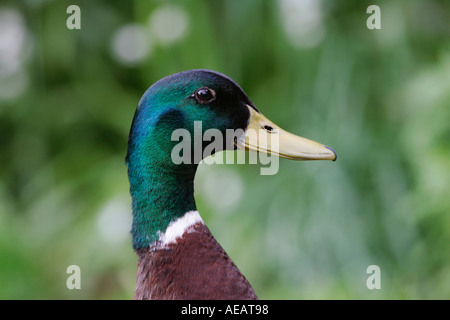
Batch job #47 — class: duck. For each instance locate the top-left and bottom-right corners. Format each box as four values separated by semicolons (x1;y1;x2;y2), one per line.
126;69;337;300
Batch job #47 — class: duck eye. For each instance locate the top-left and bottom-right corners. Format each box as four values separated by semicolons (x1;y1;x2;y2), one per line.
264;125;274;133
194;87;216;104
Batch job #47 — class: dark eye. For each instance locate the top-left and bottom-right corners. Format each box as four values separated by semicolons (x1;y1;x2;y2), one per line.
194;87;216;104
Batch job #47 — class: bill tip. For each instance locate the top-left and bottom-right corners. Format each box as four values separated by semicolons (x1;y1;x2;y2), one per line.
325;146;338;161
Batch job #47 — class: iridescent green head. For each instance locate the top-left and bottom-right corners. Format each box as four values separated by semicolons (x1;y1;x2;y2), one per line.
126;69;336;249
127;69;255;170
126;69;257;249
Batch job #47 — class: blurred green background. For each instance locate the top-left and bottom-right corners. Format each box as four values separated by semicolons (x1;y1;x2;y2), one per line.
0;0;449;299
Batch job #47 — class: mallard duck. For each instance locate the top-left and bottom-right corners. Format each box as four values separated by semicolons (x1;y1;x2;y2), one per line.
126;69;337;300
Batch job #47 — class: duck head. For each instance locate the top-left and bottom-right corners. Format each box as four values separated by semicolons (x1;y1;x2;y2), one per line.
127;69;336;168
126;69;336;249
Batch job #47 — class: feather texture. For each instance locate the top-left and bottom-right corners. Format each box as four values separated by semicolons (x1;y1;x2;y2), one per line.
134;223;258;300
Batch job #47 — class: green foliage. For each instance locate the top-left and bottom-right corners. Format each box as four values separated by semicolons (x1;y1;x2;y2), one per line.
0;0;449;299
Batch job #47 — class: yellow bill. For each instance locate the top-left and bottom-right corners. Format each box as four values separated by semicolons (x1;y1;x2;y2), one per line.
235;105;337;161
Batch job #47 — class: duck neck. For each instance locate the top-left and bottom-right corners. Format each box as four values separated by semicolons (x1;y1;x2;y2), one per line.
128;160;198;250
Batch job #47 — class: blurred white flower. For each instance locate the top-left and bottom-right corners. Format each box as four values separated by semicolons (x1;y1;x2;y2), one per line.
110;24;153;66
278;0;325;48
197;165;244;214
97;196;132;244
148;5;189;45
0;8;31;100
